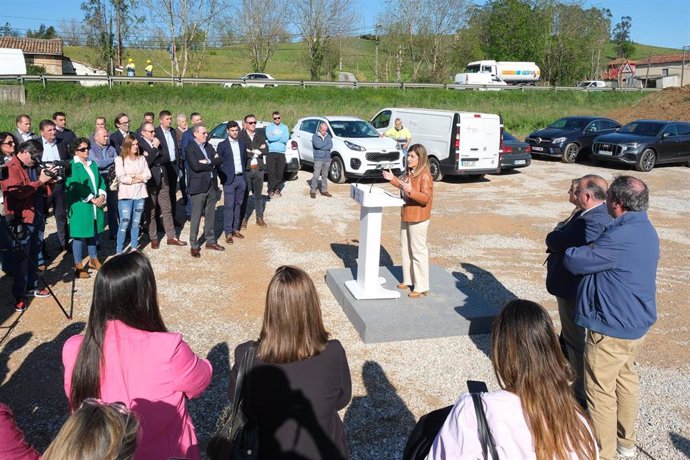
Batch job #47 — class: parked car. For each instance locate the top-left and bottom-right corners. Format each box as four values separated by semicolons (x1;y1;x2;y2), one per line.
223;73;277;88
525;116;621;163
290;116;403;183
578;80;607;89
208;120;300;181
370;108;502;181
591;119;690;172
500;132;531;170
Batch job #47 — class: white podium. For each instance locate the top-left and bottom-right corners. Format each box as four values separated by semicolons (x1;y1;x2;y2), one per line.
346;183;405;300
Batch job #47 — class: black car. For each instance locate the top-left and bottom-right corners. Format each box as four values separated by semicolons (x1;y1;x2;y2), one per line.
500;132;531;170
525;116;621;163
591;120;690;172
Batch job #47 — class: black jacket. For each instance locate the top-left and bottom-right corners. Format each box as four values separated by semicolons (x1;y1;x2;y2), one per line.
239;128;268;171
138;136;170;189
185;141;221;195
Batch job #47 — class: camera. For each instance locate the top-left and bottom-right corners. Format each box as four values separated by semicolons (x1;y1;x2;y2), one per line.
7;219;26;241
36;158;71;183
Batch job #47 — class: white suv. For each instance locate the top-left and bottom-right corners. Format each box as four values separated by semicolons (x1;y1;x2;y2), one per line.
289;116;403;183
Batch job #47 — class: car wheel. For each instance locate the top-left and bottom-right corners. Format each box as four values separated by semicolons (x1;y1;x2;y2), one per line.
329;156;347;184
561;143;580;163
429;156;443;181
636;149;656;172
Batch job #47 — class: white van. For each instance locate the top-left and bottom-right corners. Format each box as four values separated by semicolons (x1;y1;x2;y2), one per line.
370;108;502;181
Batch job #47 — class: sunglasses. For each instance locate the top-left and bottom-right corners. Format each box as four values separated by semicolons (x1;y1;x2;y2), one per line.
273;117;281;120
246;121;257;125
81;397;131;416
75;147;89;152
2;141;15;146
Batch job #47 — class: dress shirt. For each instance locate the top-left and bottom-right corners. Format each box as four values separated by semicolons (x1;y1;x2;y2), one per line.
41;138;60;162
195;141;213;179
163;127;176;162
229;138;242;174
18;131;32;142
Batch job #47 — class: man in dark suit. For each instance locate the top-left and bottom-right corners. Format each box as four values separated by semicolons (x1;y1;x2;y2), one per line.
39;119;71;252
154;110;182;225
239;114;268;229
185;124;224;257
545;174;612;407
109;113;130;154
217;121;247;244
139;122;187;249
15;114;38;142
52;112;78;151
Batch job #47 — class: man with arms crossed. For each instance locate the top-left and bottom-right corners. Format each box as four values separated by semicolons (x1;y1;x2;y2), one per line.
564;176;659;460
265;111;289;197
239;114;268;229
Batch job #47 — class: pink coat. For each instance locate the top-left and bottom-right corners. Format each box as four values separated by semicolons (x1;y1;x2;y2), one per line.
62;320;212;460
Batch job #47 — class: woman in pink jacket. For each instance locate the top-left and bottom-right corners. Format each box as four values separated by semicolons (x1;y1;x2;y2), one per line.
115;134;151;254
62;252;213;460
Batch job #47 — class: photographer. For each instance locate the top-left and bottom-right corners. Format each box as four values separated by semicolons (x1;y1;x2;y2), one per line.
0;140;56;312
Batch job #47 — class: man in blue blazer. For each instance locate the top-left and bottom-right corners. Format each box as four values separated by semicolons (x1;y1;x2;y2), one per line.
185;124;223;257
545;174;611;406
216;121;247;244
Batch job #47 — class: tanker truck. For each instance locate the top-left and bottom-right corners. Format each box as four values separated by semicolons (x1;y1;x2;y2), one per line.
459;60;540;85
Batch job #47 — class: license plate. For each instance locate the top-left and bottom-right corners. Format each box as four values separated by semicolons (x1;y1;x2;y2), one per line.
597;150;613;156
462;160;477;166
514;159;526;165
531;146;544;152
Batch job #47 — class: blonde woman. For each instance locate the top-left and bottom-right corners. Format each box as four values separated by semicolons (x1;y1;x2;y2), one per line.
383;144;434;298
115;134;151;254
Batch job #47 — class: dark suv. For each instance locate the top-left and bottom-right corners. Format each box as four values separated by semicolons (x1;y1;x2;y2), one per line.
591;120;690;172
526;116;621;163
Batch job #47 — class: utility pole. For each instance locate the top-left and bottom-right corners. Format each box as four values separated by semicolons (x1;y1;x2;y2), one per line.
682;45;690;87
375;23;381;82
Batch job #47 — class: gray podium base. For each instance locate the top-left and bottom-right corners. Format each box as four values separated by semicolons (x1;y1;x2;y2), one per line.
325;265;500;344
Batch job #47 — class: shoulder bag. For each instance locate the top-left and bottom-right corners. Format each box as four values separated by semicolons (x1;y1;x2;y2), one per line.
207;343;259;460
108;161;119;192
471;392;499;460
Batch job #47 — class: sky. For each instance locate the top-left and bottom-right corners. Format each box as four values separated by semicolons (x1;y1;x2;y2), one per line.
1;0;689;50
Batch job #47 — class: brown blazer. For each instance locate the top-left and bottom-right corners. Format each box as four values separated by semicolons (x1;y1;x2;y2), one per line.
391;169;433;223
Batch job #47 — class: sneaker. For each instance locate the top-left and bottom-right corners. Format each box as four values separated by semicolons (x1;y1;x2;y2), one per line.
14;298;27;312
617;444;636;458
29;288;50;298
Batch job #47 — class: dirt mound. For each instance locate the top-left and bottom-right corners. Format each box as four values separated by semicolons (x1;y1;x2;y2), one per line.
607;86;690;124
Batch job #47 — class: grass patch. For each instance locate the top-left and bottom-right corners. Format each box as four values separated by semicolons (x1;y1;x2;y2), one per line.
0;82;648;139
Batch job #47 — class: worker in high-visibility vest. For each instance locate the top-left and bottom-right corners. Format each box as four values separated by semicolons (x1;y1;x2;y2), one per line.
126;58;136;77
145;59;153;77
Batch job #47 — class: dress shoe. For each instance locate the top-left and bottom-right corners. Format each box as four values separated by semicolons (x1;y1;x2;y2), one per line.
167;238;188;246
74;263;90;279
38;264;47;272
256;217;267;228
232;231;244;239
190;248;201;258
310;191;316;199
321;191;333;197
88;258;102;271
205;242;225;251
396;283;409;290
225;234;234;244
174;219;184;228
150;239;160;249
408;291;428;299
241;218;248;230
268;191;275;198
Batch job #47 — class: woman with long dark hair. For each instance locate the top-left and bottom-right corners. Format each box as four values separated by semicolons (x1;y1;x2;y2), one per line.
228;266;352;459
427;299;598;459
62;252;212;460
383;144;434;298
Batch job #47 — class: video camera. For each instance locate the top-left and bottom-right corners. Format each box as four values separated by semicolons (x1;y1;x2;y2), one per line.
35;157;71;183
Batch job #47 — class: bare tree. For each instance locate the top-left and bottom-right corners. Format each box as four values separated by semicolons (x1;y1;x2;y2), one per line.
58;19;83;46
291;0;357;80
236;0;289;73
139;0;227;78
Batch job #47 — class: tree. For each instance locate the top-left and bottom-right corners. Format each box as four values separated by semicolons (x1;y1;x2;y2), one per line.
1;22;19;36
236;0;290;73
82;0;115;71
26;24;57;39
613;15;635;59
138;0;227;78
291;0;357;80
58;19;84;46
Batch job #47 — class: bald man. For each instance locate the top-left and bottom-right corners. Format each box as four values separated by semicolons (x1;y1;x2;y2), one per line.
545;174;611;407
89;127;120;238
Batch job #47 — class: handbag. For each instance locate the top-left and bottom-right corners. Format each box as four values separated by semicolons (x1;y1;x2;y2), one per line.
107;163;119;191
402;405;453;460
471;392;499;460
207;343;259;460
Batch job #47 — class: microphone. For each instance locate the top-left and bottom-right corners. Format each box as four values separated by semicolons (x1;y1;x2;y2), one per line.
369;164;384;193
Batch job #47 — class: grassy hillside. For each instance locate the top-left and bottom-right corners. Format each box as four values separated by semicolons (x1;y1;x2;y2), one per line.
0;82;648;138
602;42;683;60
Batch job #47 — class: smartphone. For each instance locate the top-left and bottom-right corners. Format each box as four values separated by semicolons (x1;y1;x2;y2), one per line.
466;380;489;393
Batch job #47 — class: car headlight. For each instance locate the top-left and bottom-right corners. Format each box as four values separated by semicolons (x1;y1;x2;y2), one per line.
552;137;566;144
621;143;640;151
344;140;365;152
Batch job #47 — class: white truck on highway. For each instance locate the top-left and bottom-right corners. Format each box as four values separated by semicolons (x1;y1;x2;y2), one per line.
457;60;540;85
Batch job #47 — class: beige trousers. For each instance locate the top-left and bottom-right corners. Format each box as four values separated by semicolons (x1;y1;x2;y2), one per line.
585;330;646;460
400;220;430;292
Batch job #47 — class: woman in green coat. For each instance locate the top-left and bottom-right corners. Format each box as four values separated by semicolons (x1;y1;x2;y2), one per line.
66;138;106;278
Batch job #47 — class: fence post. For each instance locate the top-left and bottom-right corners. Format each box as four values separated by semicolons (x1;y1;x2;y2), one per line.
41;75;46;88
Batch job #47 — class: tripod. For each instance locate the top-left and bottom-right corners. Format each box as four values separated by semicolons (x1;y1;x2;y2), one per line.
0;218;73;320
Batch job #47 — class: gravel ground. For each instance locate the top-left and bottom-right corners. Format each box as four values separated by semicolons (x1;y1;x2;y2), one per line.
1;159;688;459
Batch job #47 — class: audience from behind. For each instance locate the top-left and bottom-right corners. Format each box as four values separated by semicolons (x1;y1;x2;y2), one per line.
0;403;41;460
62;252;213;460
114;134;152;254
228;265;352;460
383;144;434;298
66;137;107;278
43;398;138;460
427;299;598;459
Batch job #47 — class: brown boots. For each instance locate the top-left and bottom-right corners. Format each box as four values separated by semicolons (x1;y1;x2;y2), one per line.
74;263;90;279
88;258;102;271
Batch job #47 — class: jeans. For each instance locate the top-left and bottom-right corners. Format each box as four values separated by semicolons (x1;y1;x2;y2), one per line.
11;218;42;298
117;198;145;253
73;236;98;264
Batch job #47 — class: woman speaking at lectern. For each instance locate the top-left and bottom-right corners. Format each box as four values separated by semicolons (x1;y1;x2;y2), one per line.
382;144;434;298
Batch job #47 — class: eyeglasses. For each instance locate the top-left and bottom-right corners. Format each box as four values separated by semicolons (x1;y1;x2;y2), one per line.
246;121;257;125
144;129;155;133
1;141;15;146
75;147;89;152
199;132;208;136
